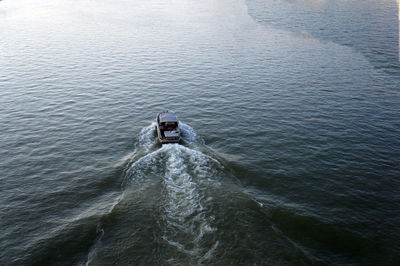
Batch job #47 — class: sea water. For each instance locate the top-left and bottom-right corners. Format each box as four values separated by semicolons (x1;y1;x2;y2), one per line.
1;0;399;264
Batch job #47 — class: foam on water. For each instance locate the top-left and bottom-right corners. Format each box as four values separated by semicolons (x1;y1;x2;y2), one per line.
127;121;202;157
121;123;221;263
122;122;208;185
136;122;158;152
179;122;204;146
161;144;218;263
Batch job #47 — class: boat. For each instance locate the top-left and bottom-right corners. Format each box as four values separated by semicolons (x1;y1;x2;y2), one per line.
156;111;181;144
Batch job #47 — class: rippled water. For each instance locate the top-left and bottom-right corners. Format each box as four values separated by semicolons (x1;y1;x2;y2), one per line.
1;0;400;264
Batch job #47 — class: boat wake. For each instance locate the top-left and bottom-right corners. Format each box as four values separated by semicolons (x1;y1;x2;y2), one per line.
86;122;316;265
123;123;221;263
87;122;223;264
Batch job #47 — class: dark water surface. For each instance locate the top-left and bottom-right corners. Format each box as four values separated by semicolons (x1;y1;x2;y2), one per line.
1;0;400;265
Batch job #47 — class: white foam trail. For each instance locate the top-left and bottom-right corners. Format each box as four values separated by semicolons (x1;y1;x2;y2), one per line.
122;123;221;262
123;142;220;262
161;144;218;262
136;122;157;152
132;121;203;154
120;122;158;185
122;147;164;187
125;122;211;184
179;122;203;145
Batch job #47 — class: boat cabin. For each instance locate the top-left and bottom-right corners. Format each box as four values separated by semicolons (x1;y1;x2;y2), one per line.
156;112;180;143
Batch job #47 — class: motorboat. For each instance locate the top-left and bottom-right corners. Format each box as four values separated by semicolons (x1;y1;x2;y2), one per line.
156;111;181;144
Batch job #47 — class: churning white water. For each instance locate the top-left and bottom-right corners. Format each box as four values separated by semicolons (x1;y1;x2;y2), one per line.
121;123;221;263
